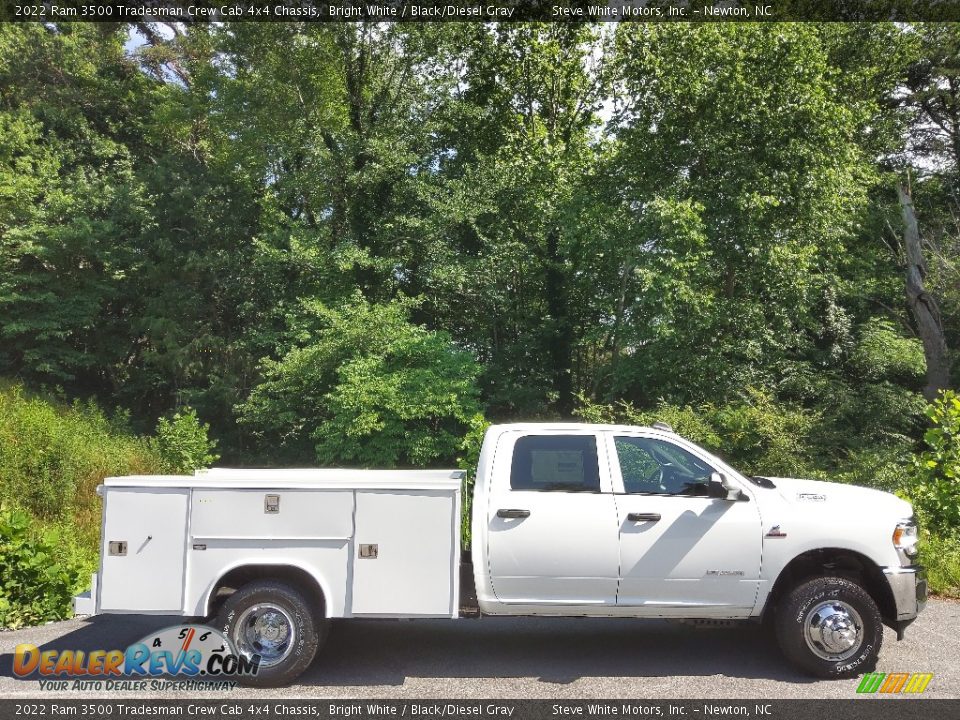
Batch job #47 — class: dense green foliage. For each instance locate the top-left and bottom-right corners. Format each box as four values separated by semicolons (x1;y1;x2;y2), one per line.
920;534;960;599
0;384;162;524
0;22;958;608
152;408;220;474
4;23;947;461
0;506;94;629
909;391;960;536
0;385;217;625
238;297;481;466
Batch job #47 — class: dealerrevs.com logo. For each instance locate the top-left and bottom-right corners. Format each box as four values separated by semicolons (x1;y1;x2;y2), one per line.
13;624;259;691
856;672;934;694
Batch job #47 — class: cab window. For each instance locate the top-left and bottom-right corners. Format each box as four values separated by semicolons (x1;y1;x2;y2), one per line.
614;436;714;496
510;435;600;492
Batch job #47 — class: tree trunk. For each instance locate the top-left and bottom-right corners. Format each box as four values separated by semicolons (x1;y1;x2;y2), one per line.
545;226;573;416
898;184;952;400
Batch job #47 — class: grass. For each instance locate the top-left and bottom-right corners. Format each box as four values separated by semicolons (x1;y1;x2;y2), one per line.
0;382;165;626
920;534;960;598
0;382;163;526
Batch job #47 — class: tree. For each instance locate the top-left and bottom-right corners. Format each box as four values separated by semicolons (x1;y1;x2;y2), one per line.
903;24;960;182
238;296;481;467
897;24;960;391
419;24;611;416
0;25;153;390
898;184;951;399
908;390;960;536
152;407;219;473
0;21;953;478
600;24;881;405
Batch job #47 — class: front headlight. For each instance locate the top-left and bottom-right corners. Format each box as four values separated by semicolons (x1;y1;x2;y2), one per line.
893;519;919;559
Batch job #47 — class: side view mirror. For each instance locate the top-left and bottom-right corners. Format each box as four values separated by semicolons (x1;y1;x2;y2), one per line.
710;471;742;502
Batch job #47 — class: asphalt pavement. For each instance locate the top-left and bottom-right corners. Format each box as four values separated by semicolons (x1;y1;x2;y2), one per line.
0;599;957;699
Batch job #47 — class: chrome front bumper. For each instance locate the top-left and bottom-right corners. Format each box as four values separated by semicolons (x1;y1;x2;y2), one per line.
883;565;927;638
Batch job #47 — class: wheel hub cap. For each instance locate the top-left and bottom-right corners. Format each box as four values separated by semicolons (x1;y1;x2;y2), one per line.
804;600;864;661
235;603;296;668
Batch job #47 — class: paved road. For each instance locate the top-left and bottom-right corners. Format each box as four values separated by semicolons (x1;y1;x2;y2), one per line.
1;600;957;699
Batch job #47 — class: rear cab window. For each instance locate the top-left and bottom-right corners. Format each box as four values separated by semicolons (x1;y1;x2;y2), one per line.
510;435;600;492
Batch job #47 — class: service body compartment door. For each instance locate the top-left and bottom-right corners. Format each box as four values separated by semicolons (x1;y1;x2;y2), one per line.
191;488;354;540
98;488;189;612
486;432;620;605
351;490;458;616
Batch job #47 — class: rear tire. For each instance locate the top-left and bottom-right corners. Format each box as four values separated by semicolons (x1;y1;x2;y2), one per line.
775;576;882;679
215;580;328;687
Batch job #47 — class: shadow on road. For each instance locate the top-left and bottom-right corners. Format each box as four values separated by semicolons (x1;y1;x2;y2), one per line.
310;617;815;687
1;615;817;688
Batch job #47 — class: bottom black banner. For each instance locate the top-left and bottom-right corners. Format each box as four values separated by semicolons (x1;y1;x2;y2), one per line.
0;700;956;720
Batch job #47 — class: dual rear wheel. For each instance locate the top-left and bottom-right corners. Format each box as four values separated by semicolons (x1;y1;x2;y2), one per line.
214;580;328;688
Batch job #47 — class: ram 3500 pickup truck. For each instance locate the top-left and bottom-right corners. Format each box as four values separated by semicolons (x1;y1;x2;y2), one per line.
74;423;926;686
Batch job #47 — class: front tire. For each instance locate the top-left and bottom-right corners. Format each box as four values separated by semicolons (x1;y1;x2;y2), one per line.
775;576;882;679
215;580;328;687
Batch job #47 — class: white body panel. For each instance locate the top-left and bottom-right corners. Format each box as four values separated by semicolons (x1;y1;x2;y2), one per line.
191;488;354;541
351;490;459;616
94;470;461;619
185;542;352;618
484;429;620;605
604;431;762;614
98;488;189;612
487;490;620;604
613;495;761;612
748;476;912;615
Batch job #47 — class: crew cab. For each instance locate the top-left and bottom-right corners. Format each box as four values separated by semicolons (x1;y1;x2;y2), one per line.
74;423;926;686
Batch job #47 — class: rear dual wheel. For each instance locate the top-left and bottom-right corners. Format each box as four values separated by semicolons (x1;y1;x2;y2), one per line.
215;580;329;687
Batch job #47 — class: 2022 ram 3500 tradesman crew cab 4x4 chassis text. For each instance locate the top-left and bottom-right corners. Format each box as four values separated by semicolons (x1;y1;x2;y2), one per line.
74;423;926;686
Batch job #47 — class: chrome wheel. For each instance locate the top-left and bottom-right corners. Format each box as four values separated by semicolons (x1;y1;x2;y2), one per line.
803;600;864;661
234;603;296;668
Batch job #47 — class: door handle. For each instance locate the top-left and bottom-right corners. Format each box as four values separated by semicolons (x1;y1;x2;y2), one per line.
497;509;531;519
627;512;661;522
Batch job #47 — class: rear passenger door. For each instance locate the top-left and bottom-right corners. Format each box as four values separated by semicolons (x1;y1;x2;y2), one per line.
485;431;620;606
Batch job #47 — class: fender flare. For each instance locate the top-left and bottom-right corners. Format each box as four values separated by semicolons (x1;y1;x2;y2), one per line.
198;559;335;618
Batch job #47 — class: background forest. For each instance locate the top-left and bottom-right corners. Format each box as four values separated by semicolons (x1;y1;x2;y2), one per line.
0;21;959;626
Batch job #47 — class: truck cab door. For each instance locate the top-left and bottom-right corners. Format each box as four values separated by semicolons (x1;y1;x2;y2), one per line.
607;432;762;615
485;431;620;605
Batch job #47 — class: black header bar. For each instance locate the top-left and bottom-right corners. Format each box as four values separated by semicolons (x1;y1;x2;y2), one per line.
0;699;958;720
5;0;960;22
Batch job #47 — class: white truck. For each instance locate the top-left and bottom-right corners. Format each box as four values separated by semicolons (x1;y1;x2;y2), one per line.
74;423;927;686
